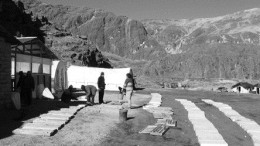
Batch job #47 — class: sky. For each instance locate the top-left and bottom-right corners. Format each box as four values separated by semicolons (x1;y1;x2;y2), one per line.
39;0;260;20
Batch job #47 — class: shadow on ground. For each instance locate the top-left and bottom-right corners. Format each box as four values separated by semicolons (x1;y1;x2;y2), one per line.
0;99;85;140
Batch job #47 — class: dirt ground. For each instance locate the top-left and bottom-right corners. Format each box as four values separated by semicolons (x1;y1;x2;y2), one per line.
1;89;260;146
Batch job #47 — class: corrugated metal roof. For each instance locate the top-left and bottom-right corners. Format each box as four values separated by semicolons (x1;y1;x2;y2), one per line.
14;36;58;59
16;37;37;43
254;84;260;88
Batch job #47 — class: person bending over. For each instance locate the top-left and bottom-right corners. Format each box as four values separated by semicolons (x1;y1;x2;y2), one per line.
61;85;78;103
81;85;97;106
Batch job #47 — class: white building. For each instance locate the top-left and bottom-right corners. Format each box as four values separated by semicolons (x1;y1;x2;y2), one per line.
253;84;260;94
231;82;253;94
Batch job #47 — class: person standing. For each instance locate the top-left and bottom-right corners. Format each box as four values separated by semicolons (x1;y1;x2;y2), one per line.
97;72;106;104
23;71;35;105
17;71;25;105
81;85;97;105
123;73;134;109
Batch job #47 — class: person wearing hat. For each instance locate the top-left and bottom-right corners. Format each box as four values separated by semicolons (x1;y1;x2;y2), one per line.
97;72;106;104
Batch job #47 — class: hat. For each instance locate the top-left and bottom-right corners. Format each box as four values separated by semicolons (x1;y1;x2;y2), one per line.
101;72;104;75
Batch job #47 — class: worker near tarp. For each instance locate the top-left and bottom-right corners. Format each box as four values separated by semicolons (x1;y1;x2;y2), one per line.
17;71;25;106
81;85;97;106
23;71;35;106
123;73;134;109
61;85;78;103
97;72;106;104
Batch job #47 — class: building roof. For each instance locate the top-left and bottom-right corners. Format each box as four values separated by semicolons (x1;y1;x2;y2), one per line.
232;82;254;90
12;37;58;59
254;84;260;88
0;25;20;45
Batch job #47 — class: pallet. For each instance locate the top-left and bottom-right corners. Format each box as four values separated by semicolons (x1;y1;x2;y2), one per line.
156;119;177;127
150;124;169;136
139;125;157;134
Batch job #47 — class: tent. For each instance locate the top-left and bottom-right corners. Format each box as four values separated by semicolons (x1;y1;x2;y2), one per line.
51;61;132;92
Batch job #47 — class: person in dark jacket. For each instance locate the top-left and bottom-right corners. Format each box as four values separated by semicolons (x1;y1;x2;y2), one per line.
17;71;26;105
97;72;106;104
23;71;35;105
81;85;97;105
61;85;78;103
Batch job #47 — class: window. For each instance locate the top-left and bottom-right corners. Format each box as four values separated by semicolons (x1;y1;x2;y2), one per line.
43;64;50;74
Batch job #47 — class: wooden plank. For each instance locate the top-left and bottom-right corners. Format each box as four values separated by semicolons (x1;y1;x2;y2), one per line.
153;112;172;119
40;114;72;119
32;119;65;126
156;119;177;127
49;110;76;115
39;115;70;121
22;123;59;130
48;111;75;117
59;108;78;113
13;128;57;136
33;117;67;123
43;113;74;119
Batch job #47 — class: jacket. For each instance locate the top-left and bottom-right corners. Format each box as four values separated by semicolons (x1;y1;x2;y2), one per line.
123;78;134;91
97;76;105;89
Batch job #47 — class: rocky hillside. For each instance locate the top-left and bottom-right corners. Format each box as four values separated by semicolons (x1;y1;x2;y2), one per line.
142;8;260;54
10;0;260;86
142;8;260;81
18;0;164;61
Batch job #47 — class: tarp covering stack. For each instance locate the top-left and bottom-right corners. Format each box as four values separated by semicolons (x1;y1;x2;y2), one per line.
67;66;132;91
52;61;132;92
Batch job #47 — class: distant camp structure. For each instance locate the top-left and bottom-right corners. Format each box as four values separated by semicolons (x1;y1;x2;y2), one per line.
231;82;254;94
253;84;260;94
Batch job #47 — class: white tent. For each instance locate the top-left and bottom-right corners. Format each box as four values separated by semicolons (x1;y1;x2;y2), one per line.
52;61;132;92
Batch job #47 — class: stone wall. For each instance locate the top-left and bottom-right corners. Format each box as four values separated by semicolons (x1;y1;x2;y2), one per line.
0;36;11;109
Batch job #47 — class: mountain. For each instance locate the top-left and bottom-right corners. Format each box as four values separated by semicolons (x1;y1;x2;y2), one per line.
9;0;260;87
142;8;260;81
18;0;164;60
142;8;260;54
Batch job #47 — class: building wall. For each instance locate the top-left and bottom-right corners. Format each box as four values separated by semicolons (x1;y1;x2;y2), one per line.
253;87;260;94
240;87;249;93
0;36;11;109
231;87;238;93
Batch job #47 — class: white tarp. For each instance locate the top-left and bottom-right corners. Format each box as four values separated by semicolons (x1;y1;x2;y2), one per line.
42;88;55;99
51;61;67;92
52;61;132;91
67;66;132;91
